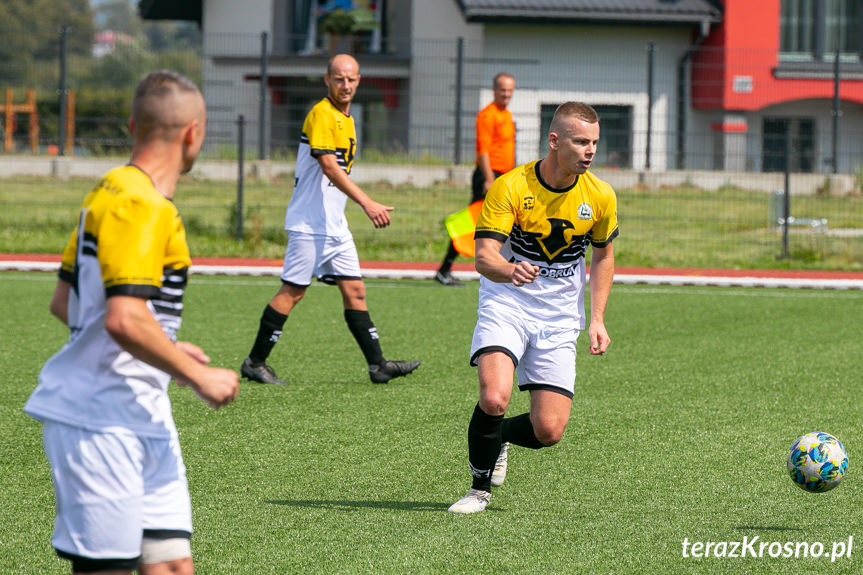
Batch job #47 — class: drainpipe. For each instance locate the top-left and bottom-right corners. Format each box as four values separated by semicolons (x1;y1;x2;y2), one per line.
675;19;710;169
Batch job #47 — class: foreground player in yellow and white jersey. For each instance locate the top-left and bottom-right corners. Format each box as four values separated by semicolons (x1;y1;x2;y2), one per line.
240;54;419;385
24;71;238;573
449;102;618;513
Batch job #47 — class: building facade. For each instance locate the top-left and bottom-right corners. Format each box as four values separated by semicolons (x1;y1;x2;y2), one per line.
142;0;863;175
691;0;863;174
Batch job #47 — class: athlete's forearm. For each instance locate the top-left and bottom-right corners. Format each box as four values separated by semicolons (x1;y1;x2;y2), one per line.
588;244;615;323
318;154;392;227
318;155;373;209
49;279;71;326
104;295;210;385
475;237;512;282
475;237;538;286
477;154;494;184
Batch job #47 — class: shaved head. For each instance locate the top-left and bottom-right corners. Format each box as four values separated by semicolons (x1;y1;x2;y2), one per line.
327;53;360;77
549;102;598;135
131;70;204;144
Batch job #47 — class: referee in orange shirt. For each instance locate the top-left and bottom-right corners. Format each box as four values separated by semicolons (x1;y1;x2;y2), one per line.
435;73;516;286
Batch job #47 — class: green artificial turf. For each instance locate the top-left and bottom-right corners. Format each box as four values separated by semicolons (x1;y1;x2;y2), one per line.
2;272;862;574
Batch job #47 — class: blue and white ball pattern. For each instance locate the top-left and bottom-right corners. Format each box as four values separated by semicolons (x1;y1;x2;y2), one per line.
787;431;848;493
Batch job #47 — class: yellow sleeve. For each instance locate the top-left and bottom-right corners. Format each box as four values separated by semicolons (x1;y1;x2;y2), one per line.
590;184;619;247
474;177;516;241
98;194;170;296
58;226;78;282
59;189;99;281
304;105;337;156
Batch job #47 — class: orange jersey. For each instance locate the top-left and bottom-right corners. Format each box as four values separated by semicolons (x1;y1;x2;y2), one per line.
475;102;515;173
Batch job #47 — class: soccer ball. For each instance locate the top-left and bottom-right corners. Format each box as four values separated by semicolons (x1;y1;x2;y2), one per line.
787;431;848;493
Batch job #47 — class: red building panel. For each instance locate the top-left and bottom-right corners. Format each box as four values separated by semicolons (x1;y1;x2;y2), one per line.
692;0;863;110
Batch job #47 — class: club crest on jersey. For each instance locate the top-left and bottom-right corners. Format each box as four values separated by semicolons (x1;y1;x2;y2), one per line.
538;218;575;261
523;196;535;210
577;203;593;220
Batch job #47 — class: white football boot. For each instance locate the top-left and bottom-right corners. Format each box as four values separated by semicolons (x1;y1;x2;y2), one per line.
448;488;491;514
491;442;509;487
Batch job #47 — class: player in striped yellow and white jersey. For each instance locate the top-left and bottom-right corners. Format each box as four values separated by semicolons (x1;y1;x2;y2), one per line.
449;102;618;514
241;54;419;385
24;70;238;574
284;95;357;237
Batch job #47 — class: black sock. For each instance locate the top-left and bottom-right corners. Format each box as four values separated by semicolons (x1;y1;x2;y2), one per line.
467;403;504;492
438;244;459;274
344;309;385;366
248;305;288;364
502;413;545;449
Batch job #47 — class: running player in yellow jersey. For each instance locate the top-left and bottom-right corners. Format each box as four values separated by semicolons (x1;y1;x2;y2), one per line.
25;70;238;573
241;54;420;385
449;102;618;513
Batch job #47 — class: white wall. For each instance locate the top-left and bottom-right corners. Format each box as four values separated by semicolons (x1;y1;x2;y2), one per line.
204;0;274;38
411;1;481;41
200;0;277;153
407;2;483;159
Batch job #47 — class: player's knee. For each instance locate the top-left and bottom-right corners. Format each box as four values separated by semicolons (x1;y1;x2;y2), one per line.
140;537;192;574
274;286;305;308
478;394;508;416
341;286;366;306
532;420;567;446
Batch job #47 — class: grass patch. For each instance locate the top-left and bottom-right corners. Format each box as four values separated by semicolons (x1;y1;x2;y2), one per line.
1;176;862;269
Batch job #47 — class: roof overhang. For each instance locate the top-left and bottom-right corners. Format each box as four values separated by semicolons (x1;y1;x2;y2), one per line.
456;1;722;26
138;0;202;26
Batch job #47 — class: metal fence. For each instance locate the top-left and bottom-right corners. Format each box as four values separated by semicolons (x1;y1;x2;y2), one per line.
1;27;861;270
3;27;863;173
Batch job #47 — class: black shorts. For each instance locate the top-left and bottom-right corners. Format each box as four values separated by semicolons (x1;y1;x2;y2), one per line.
471;167;505;203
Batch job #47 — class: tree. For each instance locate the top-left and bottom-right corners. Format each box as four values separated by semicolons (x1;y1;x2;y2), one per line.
0;0;94;84
94;0;143;36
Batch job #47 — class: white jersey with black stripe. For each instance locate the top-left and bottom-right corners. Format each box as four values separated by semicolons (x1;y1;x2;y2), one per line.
284;97;357;238
24;166;190;438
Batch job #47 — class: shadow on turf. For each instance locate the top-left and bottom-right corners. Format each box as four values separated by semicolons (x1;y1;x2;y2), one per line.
266;499;450;511
734;526;805;532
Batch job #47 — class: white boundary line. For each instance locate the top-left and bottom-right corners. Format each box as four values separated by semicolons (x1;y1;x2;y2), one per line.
613;274;863;290
1;262;59;272
3;261;861;290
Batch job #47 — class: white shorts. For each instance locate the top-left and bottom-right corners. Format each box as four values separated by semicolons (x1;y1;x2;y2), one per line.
281;231;362;286
470;304;578;398
42;422;192;561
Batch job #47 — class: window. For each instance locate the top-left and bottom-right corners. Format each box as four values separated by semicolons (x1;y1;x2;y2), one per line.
539;105;556;157
282;0;384;55
593;106;632;169
780;0;861;62
762;117;815;173
538;104;632;168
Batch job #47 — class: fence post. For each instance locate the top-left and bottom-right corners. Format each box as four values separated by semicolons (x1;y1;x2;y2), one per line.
237;115;245;241
259;31;269;161
454;37;464;165
58;25;69;156
832;48;840;174
645;42;655;171
782;123;791;258
675;56;687;170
